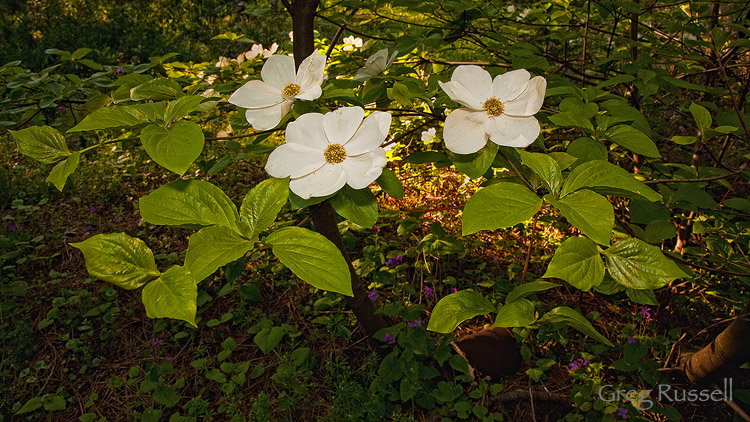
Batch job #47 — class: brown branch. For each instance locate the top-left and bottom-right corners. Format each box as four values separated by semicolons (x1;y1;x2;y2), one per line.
399;205;464;213
521;212;540;283
204;127;284;141
665;253;749;277
643;165;747;185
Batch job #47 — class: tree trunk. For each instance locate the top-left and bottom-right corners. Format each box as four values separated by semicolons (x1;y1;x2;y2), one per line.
683;302;750;385
288;0;388;338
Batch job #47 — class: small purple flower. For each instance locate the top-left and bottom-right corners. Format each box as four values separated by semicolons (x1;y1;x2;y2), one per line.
423;286;435;299
640;307;653;323
89;205;104;214
85;225;93;233
407;320;422;328
383;333;396;345
367;291;380;301
57;105;67;111
229;52;236;58
116;68;122;73
4;222;16;232
492;255;499;262
617;407;628;419
18;223;26;229
151;338;163;346
385;255;404;267
450;287;458;294
113;217;122;223
627;336;636;344
568;358;590;371
118;52;124;56
164;356;173;361
373;225;380;232
518;236;526;244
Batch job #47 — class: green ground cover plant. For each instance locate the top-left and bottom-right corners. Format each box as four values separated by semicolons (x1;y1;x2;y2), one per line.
2;0;750;420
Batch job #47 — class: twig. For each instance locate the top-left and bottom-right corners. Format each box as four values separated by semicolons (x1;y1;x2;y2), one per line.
521;212;540;283
497;149;535;191
643;165;747;185
204;127;284;141
664;253;749;277
399;205;464;213
382;120;431;148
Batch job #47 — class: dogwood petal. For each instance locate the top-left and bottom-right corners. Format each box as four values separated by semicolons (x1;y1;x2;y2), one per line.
285;112;329;150
296;84;322;101
261;55;296;90
443;108;489;154
290;164;347;199
439;80;483;110
296;51;326;96
486;115;541;148
453;65;492;102
324;107;365;144
503;76;547;116
245;101;292;130
344;111;391;155
341;149;387;189
228;80;283;109
492;69;530;102
265;143;326;179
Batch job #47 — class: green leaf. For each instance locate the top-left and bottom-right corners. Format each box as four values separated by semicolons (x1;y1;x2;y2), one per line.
164;95;204;123
46;151;80;191
265;227;352;296
15;397;42;414
493;298;537;327
625;288;658;306
505;280;560;303
140;121;205;175
70;233;160;289
426;290;496;333
71;47;92;60
139;180;240;231
602;237;688;289
43;395;66;411
389;82;414;108
518;150;562;194
240;177;290;237
130;78;183;101
605;125;661;158
451;142;499;179
69;105;150;132
543;237;605;291
539;306;613;346
376;168;404;199
671;135;698;145
546;190;613;246
253;327;285;354
560;160;661;201
548;111;594;131
184;226;254;283
689;103;712;132
142;266;197;326
462;182;542;236
567;137;607;165
643;220;677;244
330;186;378;228
11;125;70;164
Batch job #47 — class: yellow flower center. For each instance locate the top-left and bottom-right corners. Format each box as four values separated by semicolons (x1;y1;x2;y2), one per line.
483;97;505;117
282;83;301;97
324;143;347;164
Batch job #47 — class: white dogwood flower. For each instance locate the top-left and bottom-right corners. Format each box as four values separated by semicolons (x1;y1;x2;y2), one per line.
265;107;391;199
263;43;279;58
354;48;399;81
244;44;264;60
421;127;437;144
439;66;546;154
342;36;363;51
228;51;326;130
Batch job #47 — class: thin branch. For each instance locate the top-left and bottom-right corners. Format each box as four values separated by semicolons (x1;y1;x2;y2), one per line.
399;205;464;213
204;127;284;141
643;165;747;185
